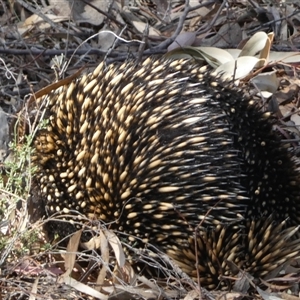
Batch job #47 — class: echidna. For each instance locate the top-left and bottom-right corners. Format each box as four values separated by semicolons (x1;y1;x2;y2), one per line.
30;57;300;289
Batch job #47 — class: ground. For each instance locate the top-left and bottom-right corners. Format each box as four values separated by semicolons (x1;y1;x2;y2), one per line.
1;0;300;299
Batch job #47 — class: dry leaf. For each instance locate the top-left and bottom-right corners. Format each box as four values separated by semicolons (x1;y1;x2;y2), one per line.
96;230;109;287
105;230;125;268
64;229;82;277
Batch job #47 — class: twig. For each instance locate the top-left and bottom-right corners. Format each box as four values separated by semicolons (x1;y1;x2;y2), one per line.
136;23;149;64
197;0;228;35
247;9;300;35
16;0;69;34
0;48;132;57
81;0;136;36
149;0;191;52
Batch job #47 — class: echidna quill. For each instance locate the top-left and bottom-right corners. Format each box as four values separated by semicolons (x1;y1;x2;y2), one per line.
30;57;300;289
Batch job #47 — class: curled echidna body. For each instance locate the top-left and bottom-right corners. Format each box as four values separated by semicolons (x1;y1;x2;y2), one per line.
31;58;300;289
